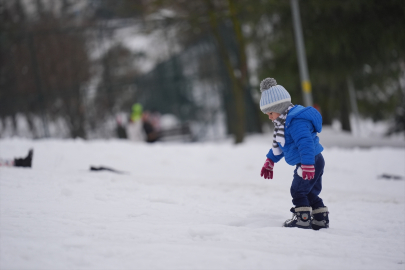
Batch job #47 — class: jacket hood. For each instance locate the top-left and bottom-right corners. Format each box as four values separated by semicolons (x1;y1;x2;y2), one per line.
286;105;322;133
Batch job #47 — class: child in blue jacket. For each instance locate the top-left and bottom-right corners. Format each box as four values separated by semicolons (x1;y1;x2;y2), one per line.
259;78;329;230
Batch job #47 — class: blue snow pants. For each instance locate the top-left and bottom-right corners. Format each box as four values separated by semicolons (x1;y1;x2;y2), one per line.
290;153;325;209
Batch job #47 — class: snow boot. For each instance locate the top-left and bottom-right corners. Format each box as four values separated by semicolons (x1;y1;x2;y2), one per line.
14;149;33;168
311;206;329;230
283;206;312;229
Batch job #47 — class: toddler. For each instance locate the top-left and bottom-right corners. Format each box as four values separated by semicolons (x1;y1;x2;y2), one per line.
259;78;329;230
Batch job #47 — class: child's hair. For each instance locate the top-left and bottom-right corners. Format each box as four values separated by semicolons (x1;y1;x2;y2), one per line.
259;78;291;114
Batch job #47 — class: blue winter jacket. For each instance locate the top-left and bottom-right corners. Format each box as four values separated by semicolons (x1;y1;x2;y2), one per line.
266;105;324;166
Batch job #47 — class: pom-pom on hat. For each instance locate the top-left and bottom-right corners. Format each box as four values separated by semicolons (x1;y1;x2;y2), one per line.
259;78;291;114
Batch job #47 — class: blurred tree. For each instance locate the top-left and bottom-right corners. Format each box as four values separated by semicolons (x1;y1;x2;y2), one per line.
0;0;29;135
3;0;403;139
0;0;92;138
94;43;142;122
145;0;263;143
252;0;405;133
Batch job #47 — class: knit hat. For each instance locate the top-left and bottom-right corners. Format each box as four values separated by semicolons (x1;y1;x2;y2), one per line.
259;78;291;114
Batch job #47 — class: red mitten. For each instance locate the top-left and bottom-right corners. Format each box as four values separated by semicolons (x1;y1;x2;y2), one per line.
301;165;315;180
260;158;274;179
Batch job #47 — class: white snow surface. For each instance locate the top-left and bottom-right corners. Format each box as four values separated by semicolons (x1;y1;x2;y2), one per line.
1;136;405;270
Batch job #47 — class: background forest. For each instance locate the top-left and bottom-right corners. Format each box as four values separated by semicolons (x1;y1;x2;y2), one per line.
1;0;404;143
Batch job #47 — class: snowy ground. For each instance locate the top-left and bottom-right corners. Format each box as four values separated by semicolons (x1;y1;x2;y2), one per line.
1;134;404;270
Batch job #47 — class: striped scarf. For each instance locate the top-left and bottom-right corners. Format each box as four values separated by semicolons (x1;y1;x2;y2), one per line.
272;103;294;155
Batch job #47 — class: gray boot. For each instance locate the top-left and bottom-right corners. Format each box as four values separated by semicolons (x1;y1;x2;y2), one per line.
311;206;329;230
283;206;312;229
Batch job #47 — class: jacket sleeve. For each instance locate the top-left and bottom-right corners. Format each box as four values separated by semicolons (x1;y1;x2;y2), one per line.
266;148;285;163
289;119;315;165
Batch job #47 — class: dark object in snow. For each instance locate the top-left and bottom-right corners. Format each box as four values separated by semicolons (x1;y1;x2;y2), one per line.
90;166;127;174
378;174;404;180
14;149;33;168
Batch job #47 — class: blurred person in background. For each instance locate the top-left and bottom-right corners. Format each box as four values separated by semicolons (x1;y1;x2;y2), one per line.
149;109;162;134
115;115;128;139
126;103;144;142
142;111;160;143
259;78;329;231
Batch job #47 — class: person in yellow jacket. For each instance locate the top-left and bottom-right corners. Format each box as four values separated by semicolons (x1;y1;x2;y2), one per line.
126;103;144;142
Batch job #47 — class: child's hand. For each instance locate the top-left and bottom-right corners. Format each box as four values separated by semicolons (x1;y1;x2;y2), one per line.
261;158;274;179
301;165;315;180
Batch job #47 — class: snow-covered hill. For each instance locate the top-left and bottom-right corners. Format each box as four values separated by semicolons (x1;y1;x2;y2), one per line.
1;137;404;270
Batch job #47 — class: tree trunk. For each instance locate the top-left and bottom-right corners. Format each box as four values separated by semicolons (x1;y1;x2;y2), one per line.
206;0;245;143
340;84;351;132
25;113;38;138
11;114;18;136
227;0;263;133
66;88;87;139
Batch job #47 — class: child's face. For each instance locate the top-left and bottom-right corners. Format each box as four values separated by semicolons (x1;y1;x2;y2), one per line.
266;112;281;121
